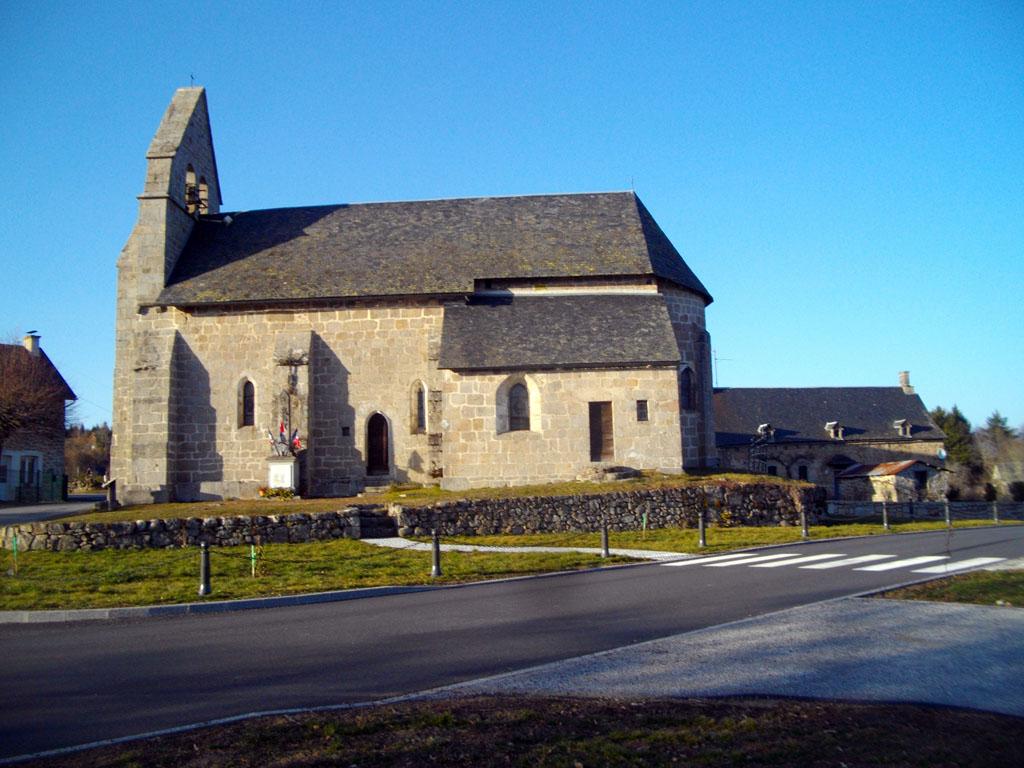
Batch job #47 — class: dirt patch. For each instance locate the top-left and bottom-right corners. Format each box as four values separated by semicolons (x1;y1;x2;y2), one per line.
24;695;1024;767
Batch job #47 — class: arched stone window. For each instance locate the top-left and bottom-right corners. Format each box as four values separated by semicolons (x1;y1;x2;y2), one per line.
496;375;540;434
680;366;696;411
185;164;198;214
198;176;209;213
238;379;255;428
509;383;529;431
410;381;427;434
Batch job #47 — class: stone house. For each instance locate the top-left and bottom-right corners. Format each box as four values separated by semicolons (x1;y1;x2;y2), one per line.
713;372;945;499
111;88;716;505
835;459;946;502
0;335;76;503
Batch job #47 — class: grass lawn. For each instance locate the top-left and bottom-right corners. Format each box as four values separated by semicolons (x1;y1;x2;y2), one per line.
28;695;1023;768
51;471;801;524
434;518;1016;554
882;569;1024;606
0;540;631;611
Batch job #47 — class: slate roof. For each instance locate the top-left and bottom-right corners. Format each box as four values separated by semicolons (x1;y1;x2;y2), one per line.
156;192;711;306
0;345;76;401
438;294;681;371
713;387;943;447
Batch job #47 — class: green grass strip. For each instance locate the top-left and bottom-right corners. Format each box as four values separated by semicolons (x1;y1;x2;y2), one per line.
0;540;630;611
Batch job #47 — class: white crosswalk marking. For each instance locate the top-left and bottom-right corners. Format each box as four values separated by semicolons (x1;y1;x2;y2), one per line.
912;557;1006;574
660;552;761;567
661;551;1006;575
703;553;803;567
800;554;895;569
855;556;948;572
750;553;847;568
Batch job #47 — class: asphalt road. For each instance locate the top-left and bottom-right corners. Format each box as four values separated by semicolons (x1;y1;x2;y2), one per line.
2;525;1022;759
0;496;101;526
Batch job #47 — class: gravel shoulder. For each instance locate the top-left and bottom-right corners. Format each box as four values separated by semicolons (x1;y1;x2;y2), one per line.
448;596;1024;716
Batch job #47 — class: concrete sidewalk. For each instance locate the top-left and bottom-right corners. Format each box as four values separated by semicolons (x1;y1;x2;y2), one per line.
363;536;687;561
447;596;1024;716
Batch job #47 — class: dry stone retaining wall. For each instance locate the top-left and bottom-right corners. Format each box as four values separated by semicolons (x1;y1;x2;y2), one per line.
2;484;825;552
392;483;825;537
1;509;364;552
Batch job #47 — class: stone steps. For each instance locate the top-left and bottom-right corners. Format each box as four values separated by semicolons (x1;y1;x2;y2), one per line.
354;506;398;539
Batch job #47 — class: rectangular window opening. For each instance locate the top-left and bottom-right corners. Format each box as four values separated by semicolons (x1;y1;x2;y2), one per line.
636;400;648;422
588;402;614;462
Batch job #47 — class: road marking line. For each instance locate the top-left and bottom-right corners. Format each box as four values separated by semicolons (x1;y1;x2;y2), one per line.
750;554;847;568
660;552;762;567
703;553;804;567
912;557;1006;574
800;555;896;569
855;556;948;572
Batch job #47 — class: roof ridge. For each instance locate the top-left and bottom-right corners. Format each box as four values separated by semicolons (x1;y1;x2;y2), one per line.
210;190;638;217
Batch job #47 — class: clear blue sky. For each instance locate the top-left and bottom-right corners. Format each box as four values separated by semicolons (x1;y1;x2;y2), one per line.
1;1;1021;431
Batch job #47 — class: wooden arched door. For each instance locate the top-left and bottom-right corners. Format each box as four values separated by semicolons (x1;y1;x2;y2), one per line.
367;413;389;476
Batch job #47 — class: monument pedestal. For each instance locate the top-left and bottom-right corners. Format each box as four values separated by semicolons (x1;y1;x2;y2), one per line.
267;455;299;491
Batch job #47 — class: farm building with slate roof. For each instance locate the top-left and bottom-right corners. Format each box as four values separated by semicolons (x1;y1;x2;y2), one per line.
713;374;946;499
1;335;76;503
111;88;716;503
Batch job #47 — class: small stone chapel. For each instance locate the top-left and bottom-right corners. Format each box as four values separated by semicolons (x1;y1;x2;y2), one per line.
111;88;716;504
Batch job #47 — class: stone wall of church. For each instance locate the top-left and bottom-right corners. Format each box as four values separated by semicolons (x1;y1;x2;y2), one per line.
115;302;445;502
440;367;684;491
662;287;716;468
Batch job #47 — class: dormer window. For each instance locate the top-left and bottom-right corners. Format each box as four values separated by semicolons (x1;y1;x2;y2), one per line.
756;423;775;442
825;421;844;440
893;419;911;438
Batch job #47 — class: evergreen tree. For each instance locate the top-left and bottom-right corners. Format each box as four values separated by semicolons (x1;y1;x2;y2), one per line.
930;406;980;466
984;411;1018;443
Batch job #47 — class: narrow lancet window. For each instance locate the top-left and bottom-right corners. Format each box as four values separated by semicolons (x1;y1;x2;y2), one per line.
240;380;255;427
509;383;530;431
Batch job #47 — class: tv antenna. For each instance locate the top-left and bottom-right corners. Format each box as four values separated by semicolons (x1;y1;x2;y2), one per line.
713;349;732;387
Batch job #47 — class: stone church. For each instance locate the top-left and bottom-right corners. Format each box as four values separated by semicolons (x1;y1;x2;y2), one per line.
111;88;716;504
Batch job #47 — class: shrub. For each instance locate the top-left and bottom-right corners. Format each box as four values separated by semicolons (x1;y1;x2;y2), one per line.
257;487;295;499
1009;481;1024;503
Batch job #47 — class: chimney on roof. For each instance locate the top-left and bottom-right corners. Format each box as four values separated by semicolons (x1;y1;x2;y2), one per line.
898;371;914;394
22;333;40;357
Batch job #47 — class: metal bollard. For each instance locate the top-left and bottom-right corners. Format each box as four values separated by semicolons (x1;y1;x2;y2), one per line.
431;528;442;578
882;501;889;531
698;506;706;549
944;500;951;529
800;509;809;540
198;542;211;596
993;501;1000;524
600;520;610;558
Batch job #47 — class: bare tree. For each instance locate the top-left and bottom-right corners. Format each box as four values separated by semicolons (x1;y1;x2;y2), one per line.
0;342;73;461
